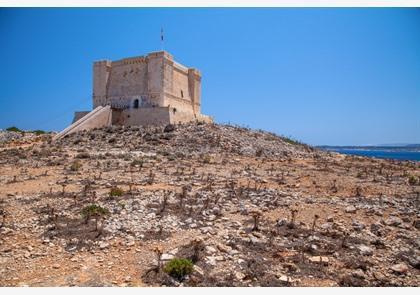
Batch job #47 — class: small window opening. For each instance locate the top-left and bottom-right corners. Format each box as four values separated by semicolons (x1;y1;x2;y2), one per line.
181;90;184;98
133;99;139;109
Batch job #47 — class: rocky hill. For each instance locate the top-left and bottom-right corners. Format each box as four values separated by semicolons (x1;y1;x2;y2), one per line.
0;122;419;286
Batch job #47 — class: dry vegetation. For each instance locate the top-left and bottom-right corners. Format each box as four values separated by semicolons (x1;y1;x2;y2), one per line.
0;123;419;286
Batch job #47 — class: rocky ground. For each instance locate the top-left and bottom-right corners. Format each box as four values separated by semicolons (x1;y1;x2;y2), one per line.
0;130;23;144
0;122;419;286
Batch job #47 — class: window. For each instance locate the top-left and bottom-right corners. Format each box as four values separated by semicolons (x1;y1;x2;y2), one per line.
181;90;184;98
133;99;139;109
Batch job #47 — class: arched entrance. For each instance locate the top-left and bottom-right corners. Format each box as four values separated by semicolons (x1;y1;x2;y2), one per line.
133;99;139;109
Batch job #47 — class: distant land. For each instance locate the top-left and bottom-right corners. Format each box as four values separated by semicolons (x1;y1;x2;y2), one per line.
317;144;420;161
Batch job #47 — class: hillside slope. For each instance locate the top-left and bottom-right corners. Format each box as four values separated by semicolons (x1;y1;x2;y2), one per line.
0;122;419;286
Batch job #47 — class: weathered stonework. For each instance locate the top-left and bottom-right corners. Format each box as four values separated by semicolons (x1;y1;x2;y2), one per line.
91;51;211;123
54;51;212;140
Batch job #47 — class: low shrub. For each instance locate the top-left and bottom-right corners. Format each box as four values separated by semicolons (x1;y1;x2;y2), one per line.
281;136;303;146
6;126;23;133
32;130;46;135
81;204;109;220
163;258;194;280
81;204;110;231
109;186;124;197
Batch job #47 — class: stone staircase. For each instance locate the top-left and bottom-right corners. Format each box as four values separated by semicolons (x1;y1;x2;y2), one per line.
53;105;112;141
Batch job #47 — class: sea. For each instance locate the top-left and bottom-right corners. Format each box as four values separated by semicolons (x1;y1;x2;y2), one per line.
319;148;420;162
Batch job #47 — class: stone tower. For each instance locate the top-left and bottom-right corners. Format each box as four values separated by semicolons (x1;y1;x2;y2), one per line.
54;51;212;140
92;51;207;124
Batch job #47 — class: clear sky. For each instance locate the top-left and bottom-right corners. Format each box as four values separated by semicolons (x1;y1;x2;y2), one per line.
0;8;419;145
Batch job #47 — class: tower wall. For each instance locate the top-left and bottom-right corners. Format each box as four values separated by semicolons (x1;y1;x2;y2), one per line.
93;60;111;108
89;51;209;126
162;59;199;115
106;56;149;108
112;107;171;126
146;52;166;106
188;68;202;114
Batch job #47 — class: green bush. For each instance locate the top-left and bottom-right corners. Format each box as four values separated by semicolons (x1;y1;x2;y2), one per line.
81;204;109;229
5;127;50;135
282;136;303;146
81;204;109;218
32;130;46;135
6;126;23;133
163;258;194;280
109;186;124;197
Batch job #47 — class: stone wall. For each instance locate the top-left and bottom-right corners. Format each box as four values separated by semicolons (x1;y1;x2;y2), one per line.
188;69;202;114
171;64;191;102
93;60;111;108
107;58;148;99
112;107;171;126
147;52;165;106
170;108;196;124
170;110;213;125
162;60;200;116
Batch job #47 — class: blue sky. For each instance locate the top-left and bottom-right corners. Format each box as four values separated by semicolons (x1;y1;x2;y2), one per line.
0;8;419;145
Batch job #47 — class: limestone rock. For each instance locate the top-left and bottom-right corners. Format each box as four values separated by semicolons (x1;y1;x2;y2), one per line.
358;245;373;256
161;253;174;261
390;263;408;274
385;217;402;227
345;206;357;213
308;256;329;265
205;246;217;254
194;265;204;276
99;242;109;249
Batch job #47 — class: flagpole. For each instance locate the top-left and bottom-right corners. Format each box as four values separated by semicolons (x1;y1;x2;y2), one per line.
160;27;164;51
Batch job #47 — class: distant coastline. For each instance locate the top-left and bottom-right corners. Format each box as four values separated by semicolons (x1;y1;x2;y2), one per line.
317;144;420;161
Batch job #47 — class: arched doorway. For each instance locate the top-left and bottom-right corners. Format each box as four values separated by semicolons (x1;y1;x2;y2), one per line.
133;99;139;109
